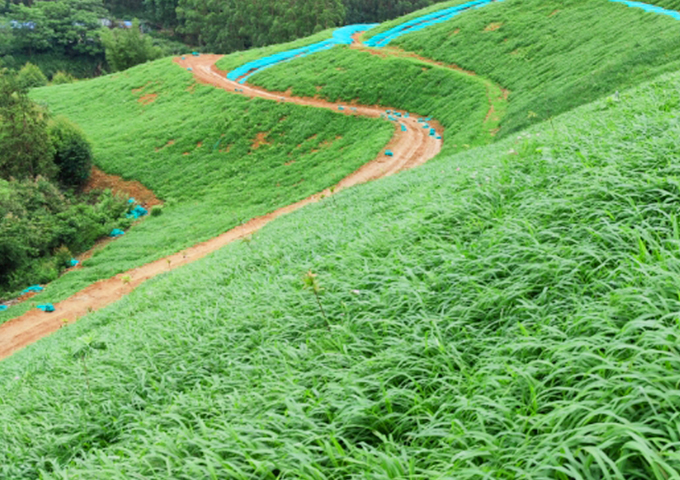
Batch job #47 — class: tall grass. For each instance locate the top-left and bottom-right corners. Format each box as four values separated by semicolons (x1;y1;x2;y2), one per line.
248;46;499;151
390;0;680;137
2;63;680;478
0;58;391;324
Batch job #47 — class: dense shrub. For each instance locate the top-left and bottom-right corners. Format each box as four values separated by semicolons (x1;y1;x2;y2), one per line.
0;177;129;296
48;116;93;188
0;73;56;180
99;20;162;72
51;71;76;84
16;62;48;89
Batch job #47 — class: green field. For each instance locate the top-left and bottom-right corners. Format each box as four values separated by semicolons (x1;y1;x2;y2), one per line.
0;58;392;324
247;46;504;152
388;0;680;136
3;59;680;478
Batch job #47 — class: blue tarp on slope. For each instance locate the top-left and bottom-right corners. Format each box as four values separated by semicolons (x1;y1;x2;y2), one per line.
365;0;507;48
608;0;680;19
227;24;379;84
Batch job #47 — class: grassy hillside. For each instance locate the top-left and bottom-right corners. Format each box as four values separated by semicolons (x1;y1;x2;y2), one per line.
0;58;391;324
3;62;680;478
247;46;504;151
387;0;680;136
363;0;471;38
215;28;335;72
653;0;680;9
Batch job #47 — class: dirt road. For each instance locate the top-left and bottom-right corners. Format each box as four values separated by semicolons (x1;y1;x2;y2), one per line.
0;54;442;360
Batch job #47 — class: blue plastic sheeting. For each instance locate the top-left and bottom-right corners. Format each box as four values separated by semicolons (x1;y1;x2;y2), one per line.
385;150;394;157
70;258;79;267
111;229;125;237
126;205;148;220
37;304;55;313
338;106;345;110
401;124;407;131
227;23;378;84
365;0;506;48
609;0;680;19
22;285;43;294
0;305;7;312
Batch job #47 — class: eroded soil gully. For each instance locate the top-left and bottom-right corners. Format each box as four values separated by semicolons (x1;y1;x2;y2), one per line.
0;54;442;360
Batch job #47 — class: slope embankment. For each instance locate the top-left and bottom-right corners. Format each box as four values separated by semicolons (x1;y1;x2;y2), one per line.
0;54;442;360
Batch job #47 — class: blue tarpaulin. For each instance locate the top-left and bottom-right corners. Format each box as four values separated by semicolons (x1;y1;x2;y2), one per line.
70;259;79;267
126;205;148;220
22;285;43;294
227;24;379;84
365;0;506;48
37;304;55;313
111;229;125;237
0;305;7;312
385;150;394;157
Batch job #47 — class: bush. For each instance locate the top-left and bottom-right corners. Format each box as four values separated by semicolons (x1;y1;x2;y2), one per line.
48;116;93;188
51;71;76;85
150;205;163;217
16;62;48;89
0;177;128;295
0;74;57;181
99;20;162;72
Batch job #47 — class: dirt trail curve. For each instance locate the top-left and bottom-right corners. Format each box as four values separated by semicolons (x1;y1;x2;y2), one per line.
0;54;442;360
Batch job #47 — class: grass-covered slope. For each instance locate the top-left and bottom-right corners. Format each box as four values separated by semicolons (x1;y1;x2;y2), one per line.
2;64;680;477
653;0;680;9
247;46;503;151
389;0;680;136
215;28;335;72
0;58;391;324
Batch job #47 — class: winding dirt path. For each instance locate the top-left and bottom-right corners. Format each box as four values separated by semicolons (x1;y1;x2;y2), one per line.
0;54;443;360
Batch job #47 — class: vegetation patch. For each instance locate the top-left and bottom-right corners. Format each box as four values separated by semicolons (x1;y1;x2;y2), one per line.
0;58;392;323
3;66;680;479
390;0;680;136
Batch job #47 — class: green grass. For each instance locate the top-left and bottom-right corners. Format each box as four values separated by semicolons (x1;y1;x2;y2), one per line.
389;0;680;137
363;0;472;39
215;28;335;72
652;0;680;9
0;57;392;324
247;45;503;152
2;61;680;478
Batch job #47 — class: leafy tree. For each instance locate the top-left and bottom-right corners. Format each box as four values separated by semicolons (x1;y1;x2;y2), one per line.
0;72;56;180
7;0;106;56
143;0;180;29
16;61;47;88
343;0;437;24
48;116;93;188
99;19;162;71
178;0;344;53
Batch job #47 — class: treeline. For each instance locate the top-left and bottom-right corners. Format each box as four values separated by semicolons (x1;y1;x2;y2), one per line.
1;0;442;78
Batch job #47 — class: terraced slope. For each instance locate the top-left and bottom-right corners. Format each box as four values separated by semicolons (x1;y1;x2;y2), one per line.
378;0;680;135
0;59;393;324
2;63;680;480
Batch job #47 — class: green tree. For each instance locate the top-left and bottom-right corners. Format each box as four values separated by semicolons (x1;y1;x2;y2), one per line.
16;61;47;88
0;72;56;180
177;0;344;53
99;19;162;72
48;116;93;188
8;0;106;57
